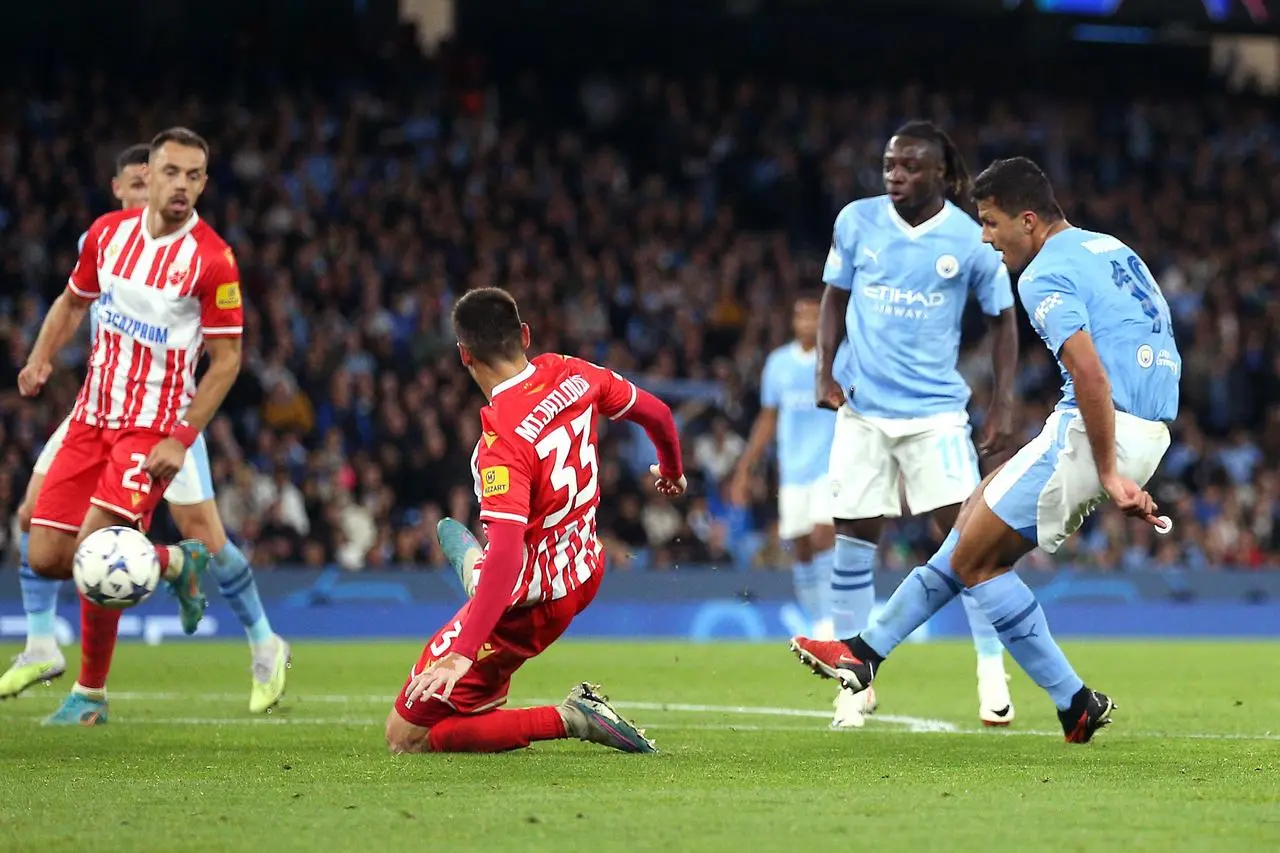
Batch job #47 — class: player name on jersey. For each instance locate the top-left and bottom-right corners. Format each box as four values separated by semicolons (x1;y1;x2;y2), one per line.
514;375;592;443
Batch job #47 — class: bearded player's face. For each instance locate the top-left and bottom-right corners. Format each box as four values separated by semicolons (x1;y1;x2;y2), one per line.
148;141;208;223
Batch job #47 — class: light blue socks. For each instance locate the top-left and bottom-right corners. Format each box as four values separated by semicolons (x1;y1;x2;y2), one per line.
207;542;273;645
961;591;1005;661
861;530;963;656
18;532;60;649
831;535;876;637
967;571;1083;710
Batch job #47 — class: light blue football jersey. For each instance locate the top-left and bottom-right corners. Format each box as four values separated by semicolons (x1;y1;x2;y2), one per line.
1019;227;1181;423
760;342;835;486
822;197;1013;419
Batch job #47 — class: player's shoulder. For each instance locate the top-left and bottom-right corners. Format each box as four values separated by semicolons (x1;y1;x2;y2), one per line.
938;200;983;238
1024;227;1119;284
189;218;234;259
89;208;142;236
836;195;886;229
764;342;796;370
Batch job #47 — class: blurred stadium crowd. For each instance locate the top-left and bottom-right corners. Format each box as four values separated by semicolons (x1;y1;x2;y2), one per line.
1;41;1278;574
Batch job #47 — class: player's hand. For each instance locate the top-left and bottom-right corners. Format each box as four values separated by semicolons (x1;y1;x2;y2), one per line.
650;464;687;498
816;373;846;411
978;401;1015;457
1101;473;1161;527
405;652;474;705
18;360;52;397
727;471;751;506
144;437;186;482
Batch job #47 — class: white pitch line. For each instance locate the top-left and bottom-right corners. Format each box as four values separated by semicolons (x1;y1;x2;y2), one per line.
10;692;1276;741
105;692;955;733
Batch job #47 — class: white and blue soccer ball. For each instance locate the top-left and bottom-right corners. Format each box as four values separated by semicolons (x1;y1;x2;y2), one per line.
74;526;161;609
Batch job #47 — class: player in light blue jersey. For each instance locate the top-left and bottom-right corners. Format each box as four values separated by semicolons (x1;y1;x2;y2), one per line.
809;121;1019;728
793;156;1179;744
3;143;290;716
731;295;837;641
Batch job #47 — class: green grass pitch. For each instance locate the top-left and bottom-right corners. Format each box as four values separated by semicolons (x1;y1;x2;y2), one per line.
1;639;1277;852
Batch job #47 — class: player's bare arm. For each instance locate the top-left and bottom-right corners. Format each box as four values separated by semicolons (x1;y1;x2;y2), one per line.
979;307;1018;457
1059;330;1158;526
18;292;93;397
729;406;777;505
145;336;241;480
815;284;849;410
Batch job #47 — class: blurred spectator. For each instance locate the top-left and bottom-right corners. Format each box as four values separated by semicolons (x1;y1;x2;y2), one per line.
1;44;1279;573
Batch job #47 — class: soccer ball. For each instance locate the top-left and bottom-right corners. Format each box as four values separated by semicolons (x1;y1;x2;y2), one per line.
74;526;161;609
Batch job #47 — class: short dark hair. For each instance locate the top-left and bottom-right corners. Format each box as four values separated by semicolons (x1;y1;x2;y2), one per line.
115;143;150;175
892;120;971;202
971;157;1064;221
452;287;525;364
150;127;209;159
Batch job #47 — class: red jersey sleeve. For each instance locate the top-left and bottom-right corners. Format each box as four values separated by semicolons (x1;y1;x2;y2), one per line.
197;246;245;338
67;222;102;300
475;429;535;527
570;358;638;420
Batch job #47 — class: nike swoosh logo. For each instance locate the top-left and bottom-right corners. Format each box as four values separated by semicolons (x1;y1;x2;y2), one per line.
863;247;880;262
990;705;1012;717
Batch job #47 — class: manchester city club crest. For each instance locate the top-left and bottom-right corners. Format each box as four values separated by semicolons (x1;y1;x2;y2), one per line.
935;254;960;279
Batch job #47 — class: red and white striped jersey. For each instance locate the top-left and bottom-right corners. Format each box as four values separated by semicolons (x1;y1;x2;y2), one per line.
468;353;639;606
67;208;244;432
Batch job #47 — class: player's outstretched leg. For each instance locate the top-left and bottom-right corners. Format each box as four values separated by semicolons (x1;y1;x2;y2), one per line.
0;532;67;699
792;528;966;691
960;591;1014;726
437;517;482;596
388;683;656;754
795;495;1114;744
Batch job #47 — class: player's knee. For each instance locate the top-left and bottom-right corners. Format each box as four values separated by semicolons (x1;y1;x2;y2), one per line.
835;517;881;543
26;530;75;579
385;711;431;754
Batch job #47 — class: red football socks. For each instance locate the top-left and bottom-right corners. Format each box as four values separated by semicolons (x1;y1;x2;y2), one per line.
427;706;566;753
77;595;122;691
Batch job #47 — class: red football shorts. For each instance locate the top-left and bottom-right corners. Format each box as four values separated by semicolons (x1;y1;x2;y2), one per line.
393;567;603;728
31;420;171;534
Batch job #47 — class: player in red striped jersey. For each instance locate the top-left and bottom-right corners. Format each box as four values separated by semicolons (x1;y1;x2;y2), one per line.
3;143;288;715
19;127;244;725
387;288;687;754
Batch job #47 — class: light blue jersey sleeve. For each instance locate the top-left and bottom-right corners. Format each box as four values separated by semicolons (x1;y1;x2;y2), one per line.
822;206;857;291
760;353;782;409
1021;272;1090;355
969;247;1014;317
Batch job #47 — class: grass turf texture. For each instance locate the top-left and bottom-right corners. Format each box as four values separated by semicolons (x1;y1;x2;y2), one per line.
1;640;1277;853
